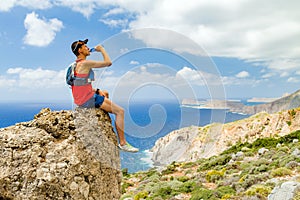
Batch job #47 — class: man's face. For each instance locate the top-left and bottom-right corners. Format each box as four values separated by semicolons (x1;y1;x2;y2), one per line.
78;43;90;56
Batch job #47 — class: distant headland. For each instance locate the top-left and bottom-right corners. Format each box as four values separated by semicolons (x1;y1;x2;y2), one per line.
181;90;300;115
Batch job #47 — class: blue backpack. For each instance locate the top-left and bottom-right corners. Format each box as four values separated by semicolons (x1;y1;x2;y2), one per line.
66;62;95;86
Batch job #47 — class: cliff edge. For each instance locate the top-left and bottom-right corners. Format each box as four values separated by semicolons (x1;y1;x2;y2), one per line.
151;108;300;166
0;107;121;200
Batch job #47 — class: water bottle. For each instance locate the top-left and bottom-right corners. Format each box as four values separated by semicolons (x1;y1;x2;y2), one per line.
90;48;96;52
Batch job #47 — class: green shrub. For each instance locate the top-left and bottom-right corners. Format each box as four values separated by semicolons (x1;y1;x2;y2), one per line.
162;161;178;175
181;162;197;168
198;155;231;171
178;180;197;193
206;168;226;183
239;174;270;189
271;167;292;177
134;191;148;200
222;130;300;156
288;109;297;118
245;184;272;197
215;186;236;197
177;176;190;182
248;164;270;175
122;168;129;177
190;188;216;200
121;181;133;194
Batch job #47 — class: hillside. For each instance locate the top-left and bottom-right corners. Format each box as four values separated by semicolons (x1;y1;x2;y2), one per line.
151;108;300;167
182;89;300;115
121;130;300;200
230;89;300;115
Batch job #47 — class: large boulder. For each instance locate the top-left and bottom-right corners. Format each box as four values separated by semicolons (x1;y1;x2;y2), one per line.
0;107;121;200
268;181;300;200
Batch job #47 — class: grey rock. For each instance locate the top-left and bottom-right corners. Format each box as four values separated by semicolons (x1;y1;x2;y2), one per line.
258;147;269;155
292;148;300;158
268;181;300;200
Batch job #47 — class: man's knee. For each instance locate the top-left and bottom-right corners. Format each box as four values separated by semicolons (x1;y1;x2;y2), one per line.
102;90;109;98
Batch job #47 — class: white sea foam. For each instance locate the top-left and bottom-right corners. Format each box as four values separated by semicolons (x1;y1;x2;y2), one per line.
140;150;154;168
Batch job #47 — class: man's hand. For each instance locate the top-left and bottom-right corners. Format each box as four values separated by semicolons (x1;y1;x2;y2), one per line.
94;45;105;52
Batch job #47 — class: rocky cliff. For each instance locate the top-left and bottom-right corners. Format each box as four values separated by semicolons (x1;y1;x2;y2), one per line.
231;89;300;115
0;108;121;200
182;89;300;115
151;107;300;166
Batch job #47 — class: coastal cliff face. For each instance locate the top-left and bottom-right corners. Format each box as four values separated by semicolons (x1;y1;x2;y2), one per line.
182;89;300;115
151;108;300;166
231;89;300;115
0;108;121;200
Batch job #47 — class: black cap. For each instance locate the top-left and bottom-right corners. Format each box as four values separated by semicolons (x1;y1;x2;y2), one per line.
71;39;88;54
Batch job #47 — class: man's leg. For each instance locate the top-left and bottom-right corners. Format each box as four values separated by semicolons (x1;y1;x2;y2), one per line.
100;98;139;152
100;90;109;98
100;98;126;145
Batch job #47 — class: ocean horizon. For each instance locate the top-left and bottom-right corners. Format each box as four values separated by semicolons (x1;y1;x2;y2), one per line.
0;100;251;173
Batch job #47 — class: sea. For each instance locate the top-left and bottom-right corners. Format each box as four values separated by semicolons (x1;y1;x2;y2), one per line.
0;100;252;173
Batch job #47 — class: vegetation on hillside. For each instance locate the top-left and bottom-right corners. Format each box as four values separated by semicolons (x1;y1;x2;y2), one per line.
121;130;300;200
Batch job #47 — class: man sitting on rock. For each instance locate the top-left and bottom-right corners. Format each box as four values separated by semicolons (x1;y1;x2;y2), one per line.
70;39;139;153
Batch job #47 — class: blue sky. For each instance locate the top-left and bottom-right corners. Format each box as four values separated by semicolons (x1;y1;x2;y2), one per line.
0;0;300;103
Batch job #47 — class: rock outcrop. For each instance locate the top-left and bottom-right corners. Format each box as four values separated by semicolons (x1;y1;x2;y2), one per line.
0;107;121;200
268;181;300;200
151;108;300;166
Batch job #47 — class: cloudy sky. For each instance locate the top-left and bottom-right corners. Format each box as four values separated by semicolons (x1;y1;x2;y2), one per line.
0;0;299;103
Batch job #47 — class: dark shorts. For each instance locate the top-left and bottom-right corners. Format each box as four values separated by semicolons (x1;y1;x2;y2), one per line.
80;94;105;108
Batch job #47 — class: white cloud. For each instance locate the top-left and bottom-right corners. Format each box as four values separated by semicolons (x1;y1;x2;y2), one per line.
235;71;250;78
23;12;63;47
267;59;300;71
101;64;257;93
54;0;110;18
287;77;300;83
103;7;126;17
0;0;52;11
0;75;17;88
221;75;263;87
0;0;17;12
110;0;300;73
97;64;266;101
130;60;139;65
262;72;275;79
100;19;128;28
280;72;289;78
19;0;52;9
1;67;65;88
176;66;204;83
6;0;299;71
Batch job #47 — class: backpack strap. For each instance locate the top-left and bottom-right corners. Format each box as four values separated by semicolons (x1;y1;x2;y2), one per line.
73;67;95;86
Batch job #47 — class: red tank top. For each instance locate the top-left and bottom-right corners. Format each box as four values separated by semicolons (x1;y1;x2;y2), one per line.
71;61;94;106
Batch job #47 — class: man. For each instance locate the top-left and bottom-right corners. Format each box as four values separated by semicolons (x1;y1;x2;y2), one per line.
70;39;139;153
